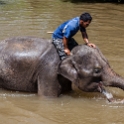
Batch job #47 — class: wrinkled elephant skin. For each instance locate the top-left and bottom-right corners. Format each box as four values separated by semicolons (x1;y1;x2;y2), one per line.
0;37;123;99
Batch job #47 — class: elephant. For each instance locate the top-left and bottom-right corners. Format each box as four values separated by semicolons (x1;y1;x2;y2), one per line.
0;36;123;101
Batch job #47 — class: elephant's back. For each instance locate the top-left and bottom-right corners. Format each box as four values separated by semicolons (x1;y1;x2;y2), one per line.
0;36;51;53
0;36;54;62
0;36;54;72
0;36;57;71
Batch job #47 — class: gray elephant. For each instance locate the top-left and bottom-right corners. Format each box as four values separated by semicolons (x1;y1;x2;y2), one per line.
0;37;123;100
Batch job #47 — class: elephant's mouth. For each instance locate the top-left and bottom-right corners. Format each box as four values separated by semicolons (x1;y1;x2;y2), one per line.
77;76;102;92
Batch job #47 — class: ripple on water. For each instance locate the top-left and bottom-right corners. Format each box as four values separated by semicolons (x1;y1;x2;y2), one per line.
0;0;124;124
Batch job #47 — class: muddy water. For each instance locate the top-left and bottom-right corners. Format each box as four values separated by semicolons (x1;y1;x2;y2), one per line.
0;0;124;124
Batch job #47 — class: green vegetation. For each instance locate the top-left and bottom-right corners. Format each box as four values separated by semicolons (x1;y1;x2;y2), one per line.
0;1;6;5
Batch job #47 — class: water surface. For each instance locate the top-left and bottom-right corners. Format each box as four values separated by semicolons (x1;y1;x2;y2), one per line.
0;0;124;124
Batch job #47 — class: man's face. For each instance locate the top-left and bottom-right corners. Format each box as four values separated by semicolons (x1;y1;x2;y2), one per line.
80;20;91;28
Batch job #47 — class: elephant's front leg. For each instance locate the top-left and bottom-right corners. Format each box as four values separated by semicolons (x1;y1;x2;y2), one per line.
37;75;62;97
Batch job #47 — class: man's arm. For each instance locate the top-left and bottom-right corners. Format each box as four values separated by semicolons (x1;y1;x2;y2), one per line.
63;37;71;55
82;32;96;48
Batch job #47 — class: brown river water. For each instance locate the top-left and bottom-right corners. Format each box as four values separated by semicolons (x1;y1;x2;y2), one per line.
0;0;124;124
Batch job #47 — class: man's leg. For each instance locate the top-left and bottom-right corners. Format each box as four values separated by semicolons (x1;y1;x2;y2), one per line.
52;39;67;60
68;38;78;51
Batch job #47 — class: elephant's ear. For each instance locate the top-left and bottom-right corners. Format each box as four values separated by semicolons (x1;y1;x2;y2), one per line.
58;57;78;82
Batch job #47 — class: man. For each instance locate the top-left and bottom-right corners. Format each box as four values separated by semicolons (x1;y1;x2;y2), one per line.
52;12;95;60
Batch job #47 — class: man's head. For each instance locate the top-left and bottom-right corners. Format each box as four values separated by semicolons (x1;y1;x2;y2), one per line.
80;12;92;28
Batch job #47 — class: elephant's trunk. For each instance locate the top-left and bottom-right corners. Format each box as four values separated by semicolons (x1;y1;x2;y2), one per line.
102;64;124;90
93;46;124;90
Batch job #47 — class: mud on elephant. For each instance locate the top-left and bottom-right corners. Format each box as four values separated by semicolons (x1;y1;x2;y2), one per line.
0;37;123;101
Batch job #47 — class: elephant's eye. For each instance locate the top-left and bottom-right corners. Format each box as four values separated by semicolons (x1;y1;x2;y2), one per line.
94;67;101;73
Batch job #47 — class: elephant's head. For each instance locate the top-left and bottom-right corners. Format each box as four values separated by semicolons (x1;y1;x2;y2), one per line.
58;44;124;96
58;45;103;92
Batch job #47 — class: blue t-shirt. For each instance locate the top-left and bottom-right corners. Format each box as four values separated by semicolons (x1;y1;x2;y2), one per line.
52;17;86;39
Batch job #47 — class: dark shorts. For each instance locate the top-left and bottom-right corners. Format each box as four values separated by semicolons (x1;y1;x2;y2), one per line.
52;38;78;60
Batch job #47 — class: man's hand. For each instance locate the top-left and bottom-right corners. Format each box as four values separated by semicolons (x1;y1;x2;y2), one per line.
64;48;71;55
87;43;96;48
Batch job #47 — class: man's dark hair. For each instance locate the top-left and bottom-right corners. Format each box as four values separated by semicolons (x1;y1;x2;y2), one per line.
80;12;92;22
